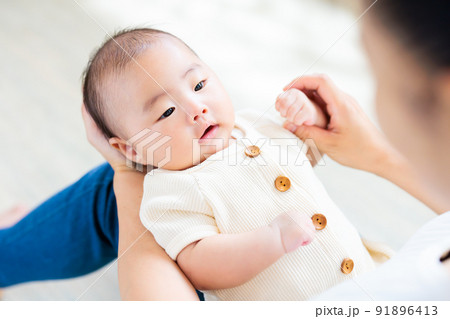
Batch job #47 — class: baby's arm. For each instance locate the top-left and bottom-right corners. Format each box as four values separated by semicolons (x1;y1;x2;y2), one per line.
177;211;315;290
275;88;327;129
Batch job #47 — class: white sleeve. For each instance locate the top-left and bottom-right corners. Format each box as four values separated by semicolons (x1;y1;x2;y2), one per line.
312;211;450;301
140;173;219;260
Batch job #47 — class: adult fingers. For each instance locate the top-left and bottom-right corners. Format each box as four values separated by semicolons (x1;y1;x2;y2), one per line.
81;103;111;152
283;120;331;149
283;74;342;117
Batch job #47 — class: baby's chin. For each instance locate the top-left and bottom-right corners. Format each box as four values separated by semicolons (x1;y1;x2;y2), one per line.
166;137;235;171
196;134;233;161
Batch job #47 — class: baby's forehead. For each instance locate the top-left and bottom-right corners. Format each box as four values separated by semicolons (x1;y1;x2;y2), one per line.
143;35;198;59
123;38;202;80
105;33;203;96
106;37;197;86
107;35;203;108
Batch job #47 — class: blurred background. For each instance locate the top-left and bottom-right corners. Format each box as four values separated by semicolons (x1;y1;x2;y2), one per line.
0;0;434;300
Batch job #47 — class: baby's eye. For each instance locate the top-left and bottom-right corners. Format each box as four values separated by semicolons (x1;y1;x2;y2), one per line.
194;80;205;92
159;107;175;120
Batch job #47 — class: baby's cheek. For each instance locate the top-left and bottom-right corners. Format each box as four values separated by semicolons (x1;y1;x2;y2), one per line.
147;142;173;167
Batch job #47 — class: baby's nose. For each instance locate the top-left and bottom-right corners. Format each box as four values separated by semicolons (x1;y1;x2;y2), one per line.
192;106;208;123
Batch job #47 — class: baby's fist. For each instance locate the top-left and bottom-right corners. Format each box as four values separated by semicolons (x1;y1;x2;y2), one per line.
275;88;326;128
270;211;315;254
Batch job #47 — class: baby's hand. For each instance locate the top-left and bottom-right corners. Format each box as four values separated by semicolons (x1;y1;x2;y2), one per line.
270;211;315;253
276;88;327;128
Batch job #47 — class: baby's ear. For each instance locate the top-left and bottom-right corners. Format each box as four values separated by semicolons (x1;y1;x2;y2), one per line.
109;137;145;165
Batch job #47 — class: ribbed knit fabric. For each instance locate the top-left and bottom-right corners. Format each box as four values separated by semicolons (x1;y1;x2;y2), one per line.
140;109;393;300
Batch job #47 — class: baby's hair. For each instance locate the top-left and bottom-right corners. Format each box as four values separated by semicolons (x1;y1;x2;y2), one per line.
82;27;195;139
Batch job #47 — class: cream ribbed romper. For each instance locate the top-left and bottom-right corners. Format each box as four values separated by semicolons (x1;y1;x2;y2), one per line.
140;109;393;300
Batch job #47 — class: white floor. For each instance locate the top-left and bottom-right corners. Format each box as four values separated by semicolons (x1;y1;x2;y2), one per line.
0;0;435;300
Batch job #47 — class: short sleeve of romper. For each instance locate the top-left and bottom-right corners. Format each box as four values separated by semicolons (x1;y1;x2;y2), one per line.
139;172;219;260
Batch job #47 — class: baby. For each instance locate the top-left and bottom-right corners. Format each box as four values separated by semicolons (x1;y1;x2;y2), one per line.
83;28;392;300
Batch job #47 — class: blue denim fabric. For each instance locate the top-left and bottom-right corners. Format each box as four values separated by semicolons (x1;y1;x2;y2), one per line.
0;162;118;287
0;162;204;300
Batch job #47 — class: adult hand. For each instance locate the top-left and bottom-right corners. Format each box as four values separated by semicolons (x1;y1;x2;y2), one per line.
81;104;132;172
282;74;401;176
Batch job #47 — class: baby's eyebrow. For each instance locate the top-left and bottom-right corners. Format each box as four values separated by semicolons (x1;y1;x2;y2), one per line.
143;63;202;112
183;63;201;78
143;92;164;112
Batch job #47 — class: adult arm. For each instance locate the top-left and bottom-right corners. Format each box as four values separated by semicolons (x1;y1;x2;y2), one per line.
114;170;198;300
282;75;447;214
81;105;198;300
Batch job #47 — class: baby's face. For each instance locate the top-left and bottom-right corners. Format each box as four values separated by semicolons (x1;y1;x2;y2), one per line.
109;36;235;170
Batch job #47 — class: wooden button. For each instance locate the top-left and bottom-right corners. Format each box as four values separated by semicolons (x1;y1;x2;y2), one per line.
311;214;327;230
275;176;291;192
341;258;354;274
244;145;260;158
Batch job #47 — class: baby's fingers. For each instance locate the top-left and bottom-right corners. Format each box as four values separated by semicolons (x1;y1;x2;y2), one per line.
284;90;316;125
294;100;317;126
276;90;297;117
277;89;306;119
286;103;302;123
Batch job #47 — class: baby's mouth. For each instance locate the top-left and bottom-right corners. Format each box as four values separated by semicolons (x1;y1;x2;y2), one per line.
199;124;219;141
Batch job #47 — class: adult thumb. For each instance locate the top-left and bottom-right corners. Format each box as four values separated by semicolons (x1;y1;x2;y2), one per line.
283;121;328;145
